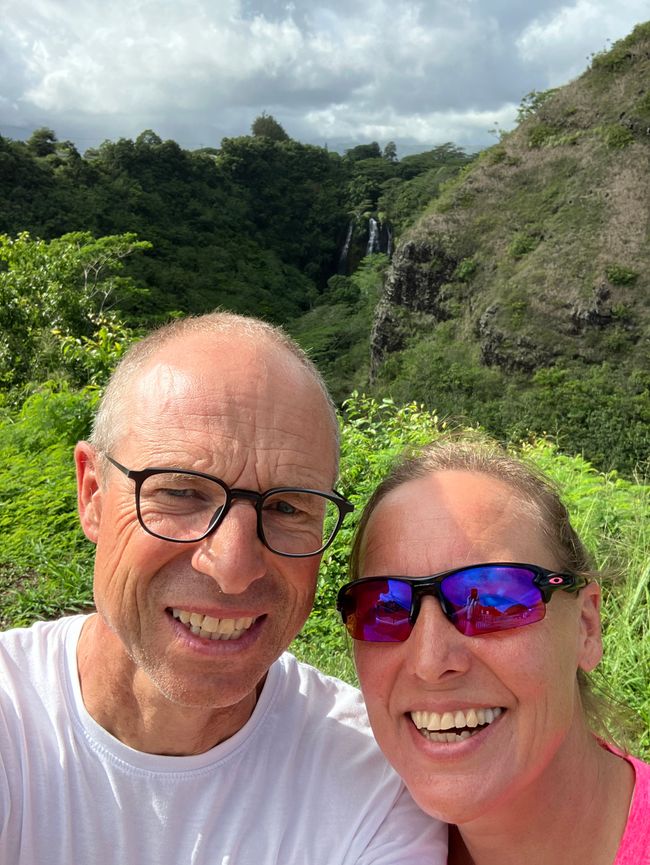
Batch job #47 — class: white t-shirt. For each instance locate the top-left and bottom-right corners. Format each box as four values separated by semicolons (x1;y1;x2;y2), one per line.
0;615;446;864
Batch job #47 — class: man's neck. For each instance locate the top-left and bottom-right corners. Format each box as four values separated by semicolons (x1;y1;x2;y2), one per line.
76;614;261;756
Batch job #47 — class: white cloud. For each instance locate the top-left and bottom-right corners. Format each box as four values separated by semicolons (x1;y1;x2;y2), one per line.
304;100;519;147
0;0;647;149
517;0;649;83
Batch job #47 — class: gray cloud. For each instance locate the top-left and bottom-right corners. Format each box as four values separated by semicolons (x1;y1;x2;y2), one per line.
0;0;647;153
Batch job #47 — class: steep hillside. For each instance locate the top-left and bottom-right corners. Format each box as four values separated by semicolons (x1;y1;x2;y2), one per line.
374;22;650;374
367;22;650;473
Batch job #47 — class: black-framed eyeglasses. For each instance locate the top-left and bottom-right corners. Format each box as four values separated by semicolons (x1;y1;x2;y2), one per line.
105;455;353;558
337;562;588;640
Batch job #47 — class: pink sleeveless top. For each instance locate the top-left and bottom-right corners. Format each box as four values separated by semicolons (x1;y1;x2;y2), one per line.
613;752;650;864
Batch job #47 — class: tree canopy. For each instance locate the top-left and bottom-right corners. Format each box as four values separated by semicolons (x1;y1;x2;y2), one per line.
251;112;290;141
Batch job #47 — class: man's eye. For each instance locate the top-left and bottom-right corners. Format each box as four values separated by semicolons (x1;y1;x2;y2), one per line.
164;487;197;498
266;499;298;515
152;486;206;501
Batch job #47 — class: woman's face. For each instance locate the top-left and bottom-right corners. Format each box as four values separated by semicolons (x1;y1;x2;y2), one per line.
353;469;602;824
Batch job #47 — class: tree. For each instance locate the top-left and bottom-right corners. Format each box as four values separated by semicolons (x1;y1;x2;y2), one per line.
397;143;471;180
344;142;382;162
383;141;398;163
251;113;290;141
27;127;58;157
135;130;163;148
0;231;150;387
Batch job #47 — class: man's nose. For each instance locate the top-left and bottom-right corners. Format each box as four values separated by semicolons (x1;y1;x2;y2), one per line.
191;501;267;594
404;596;472;683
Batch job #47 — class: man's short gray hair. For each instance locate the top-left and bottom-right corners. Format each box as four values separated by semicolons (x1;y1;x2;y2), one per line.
89;311;340;471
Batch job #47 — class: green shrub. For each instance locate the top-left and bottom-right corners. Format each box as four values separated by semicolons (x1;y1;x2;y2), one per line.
454;257;478;281
600;124;634;149
508;298;528;327
517;89;560;122
528;123;558;148
0;383;98;626
509;232;539;258
605;264;639;286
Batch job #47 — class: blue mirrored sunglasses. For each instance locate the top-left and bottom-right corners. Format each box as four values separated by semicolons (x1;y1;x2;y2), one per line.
337;562;588;640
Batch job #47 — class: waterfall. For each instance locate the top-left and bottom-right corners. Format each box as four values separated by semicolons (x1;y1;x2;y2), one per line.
366;217;379;255
386;223;393;258
338;217;356;273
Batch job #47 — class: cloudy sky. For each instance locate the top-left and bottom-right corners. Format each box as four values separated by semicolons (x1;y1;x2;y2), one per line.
0;0;647;155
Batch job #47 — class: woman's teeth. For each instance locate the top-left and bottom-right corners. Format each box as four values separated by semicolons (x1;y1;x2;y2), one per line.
172;609;256;640
411;707;503;743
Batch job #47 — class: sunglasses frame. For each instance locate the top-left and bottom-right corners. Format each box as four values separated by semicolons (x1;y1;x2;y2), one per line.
337;562;589;641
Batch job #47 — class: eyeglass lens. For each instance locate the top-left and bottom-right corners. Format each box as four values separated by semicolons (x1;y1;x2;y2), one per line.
340;566;547;641
137;472;341;555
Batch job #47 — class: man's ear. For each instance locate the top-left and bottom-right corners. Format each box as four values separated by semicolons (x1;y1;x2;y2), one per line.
75;442;103;544
577;581;603;673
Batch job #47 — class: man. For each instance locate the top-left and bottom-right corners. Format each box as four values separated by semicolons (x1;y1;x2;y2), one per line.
0;312;446;864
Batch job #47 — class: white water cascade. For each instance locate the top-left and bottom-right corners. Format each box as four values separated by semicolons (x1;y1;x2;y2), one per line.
366;217;379;255
338;217;356;272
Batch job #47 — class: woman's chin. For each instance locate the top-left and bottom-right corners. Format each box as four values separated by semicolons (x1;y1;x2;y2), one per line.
407;784;481;825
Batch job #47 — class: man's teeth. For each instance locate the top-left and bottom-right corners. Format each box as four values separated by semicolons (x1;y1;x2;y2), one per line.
411;707;503;743
172;609;255;640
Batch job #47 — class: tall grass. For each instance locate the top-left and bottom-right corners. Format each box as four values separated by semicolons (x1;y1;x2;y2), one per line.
525;441;650;753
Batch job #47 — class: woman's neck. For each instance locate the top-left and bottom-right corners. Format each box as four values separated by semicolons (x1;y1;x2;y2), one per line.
448;739;634;865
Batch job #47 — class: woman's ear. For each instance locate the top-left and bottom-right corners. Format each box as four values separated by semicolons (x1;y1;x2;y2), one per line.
75;441;103;544
577;582;603;673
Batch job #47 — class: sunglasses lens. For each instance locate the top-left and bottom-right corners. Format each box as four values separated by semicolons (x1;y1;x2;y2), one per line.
340;579;413;642
441;566;546;635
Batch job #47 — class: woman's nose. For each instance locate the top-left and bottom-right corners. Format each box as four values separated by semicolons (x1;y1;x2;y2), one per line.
404;596;472;683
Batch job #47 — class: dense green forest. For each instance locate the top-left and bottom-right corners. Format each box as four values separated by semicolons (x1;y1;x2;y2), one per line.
0;117;473;408
0;120;471;326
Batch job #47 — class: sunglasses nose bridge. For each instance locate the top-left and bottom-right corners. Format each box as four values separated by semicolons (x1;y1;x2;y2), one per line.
410;579;447;627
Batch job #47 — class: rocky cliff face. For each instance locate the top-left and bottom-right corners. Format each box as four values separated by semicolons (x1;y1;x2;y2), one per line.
370;23;650;382
370;235;460;378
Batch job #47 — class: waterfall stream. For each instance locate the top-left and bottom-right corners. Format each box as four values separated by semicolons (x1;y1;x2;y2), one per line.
338;217;356;272
366;217;379;255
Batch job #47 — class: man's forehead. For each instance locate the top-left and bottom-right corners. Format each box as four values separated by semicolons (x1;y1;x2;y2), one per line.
117;334;338;482
132;336;306;409
145;331;285;379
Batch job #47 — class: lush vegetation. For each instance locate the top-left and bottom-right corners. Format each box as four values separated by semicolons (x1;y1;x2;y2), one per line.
363;22;650;478
0;388;648;757
6;74;649;480
374;332;650;477
0;122;471;328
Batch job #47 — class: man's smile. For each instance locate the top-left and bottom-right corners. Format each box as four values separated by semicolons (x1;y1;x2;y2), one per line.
170;608;257;640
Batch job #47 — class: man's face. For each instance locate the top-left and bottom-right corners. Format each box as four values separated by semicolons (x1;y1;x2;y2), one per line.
77;333;338;712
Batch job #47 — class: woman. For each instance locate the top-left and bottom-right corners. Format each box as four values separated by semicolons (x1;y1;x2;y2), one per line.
337;438;649;865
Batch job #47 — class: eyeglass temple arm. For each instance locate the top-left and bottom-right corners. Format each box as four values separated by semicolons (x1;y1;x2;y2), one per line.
534;571;589;602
